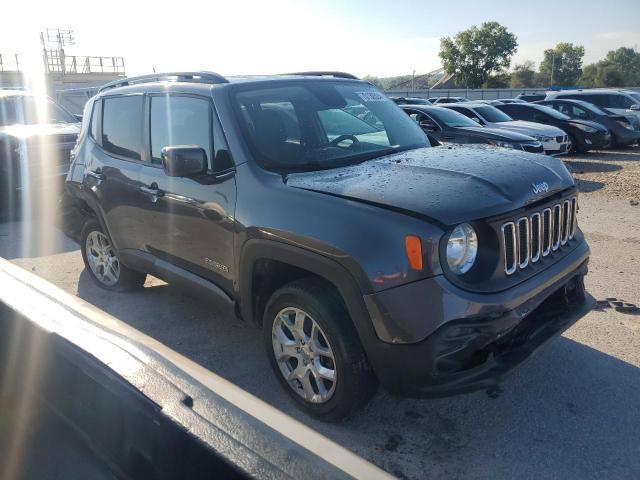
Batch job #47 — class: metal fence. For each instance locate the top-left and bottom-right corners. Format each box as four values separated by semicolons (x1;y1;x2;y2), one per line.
0;53;22;72
385;86;640;100
0;52;125;75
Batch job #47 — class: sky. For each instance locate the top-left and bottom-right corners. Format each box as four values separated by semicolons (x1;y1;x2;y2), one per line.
2;0;639;78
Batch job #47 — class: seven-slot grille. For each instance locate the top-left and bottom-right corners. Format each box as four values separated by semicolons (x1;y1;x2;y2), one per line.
501;197;577;275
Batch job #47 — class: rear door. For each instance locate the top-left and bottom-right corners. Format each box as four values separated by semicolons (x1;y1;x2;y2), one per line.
83;95;146;252
138;93;237;293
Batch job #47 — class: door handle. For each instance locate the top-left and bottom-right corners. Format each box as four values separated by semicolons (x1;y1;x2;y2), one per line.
140;184;164;202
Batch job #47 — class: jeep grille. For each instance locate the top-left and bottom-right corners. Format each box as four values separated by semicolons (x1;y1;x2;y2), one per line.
501;197;577;275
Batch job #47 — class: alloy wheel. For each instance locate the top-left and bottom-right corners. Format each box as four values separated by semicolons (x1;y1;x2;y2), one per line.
85;230;120;287
271;307;337;403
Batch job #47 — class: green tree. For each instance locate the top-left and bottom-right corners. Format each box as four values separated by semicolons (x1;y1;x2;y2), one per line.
510;60;537;88
439;21;518;88
604;47;640;85
362;75;383;89
579;48;640;87
484;72;511;88
539;43;585;86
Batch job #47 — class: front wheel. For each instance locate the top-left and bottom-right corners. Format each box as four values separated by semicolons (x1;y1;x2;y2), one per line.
80;219;146;291
263;278;377;421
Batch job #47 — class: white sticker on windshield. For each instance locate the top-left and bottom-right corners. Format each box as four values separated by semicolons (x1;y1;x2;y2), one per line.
356;91;388;102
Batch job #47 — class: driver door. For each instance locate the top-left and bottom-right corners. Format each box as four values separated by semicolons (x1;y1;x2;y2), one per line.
137;94;237;293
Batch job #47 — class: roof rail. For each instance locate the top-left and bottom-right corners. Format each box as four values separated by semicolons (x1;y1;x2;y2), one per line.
286;71;359;80
98;71;228;93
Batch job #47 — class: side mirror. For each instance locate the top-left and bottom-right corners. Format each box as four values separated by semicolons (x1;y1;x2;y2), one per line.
74;114;83;122
630;104;640;111
471;117;481;124
161;145;208;178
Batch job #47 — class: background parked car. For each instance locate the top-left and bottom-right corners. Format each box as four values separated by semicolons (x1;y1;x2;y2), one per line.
496;102;611;153
0;90;80;220
389;97;432;105
516;93;547;102
499;98;527;104
545;89;640;122
400;104;544;153
431;96;470;104
537;98;640;147
441;102;570;155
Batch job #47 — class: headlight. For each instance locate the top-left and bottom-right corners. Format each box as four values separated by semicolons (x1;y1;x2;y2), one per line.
446;223;478;275
569;122;598;133
616;120;634;130
534;135;554;142
489;140;517;149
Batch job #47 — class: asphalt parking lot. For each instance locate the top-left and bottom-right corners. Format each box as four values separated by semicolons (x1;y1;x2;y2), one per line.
2;148;639;479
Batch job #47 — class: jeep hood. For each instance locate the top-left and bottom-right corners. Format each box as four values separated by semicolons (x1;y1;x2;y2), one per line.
287;146;574;225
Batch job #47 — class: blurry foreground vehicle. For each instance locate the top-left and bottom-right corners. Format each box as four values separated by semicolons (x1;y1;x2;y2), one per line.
0;258;390;480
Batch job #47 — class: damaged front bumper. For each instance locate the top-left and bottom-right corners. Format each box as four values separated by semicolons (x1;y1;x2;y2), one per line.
363;241;593;397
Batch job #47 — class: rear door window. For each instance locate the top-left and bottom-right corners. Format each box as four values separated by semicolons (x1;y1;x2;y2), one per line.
449;106;476;119
150;95;212;166
102;96;144;160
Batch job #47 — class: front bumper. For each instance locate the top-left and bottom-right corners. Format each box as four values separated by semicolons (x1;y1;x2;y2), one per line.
613;127;640;146
541;137;571;156
575;131;612;151
363;240;592;397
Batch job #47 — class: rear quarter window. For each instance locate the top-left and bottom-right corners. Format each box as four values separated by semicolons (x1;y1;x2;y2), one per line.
90;100;100;141
101;96;144;160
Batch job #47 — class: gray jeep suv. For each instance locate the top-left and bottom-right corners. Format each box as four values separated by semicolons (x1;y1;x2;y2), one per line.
62;72;592;420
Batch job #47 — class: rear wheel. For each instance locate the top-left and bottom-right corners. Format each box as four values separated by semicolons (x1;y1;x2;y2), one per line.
263;278;377;421
80;220;145;291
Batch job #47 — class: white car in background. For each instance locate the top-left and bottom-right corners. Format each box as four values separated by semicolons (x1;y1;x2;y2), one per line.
440;102;571;155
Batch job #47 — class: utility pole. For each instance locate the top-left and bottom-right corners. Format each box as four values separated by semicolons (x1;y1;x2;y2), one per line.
550;52;555;86
411;69;415;91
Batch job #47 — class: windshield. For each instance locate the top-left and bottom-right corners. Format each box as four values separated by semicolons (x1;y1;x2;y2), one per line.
232;81;428;171
531;103;571;120
474;105;513;123
0;96;76;127
429;107;479;128
577;101;608;116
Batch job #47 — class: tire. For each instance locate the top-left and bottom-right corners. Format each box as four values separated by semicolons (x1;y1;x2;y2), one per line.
263;277;377;421
80;219;146;292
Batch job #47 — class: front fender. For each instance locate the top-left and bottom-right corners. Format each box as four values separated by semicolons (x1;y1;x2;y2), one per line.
238;238;379;348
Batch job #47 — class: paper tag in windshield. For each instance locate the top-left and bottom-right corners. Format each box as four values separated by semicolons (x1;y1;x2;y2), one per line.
356;91;388;102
